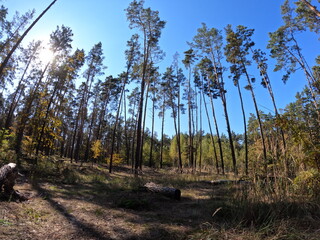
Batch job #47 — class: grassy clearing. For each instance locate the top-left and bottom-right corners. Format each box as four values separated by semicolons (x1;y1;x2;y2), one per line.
0;158;319;239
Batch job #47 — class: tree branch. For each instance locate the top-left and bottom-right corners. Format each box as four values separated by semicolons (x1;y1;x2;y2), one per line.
300;0;320;18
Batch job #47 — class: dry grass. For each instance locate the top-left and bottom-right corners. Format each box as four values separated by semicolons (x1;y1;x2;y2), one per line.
0;159;319;239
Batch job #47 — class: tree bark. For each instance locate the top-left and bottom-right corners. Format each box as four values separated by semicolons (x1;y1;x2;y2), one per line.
242;62;268;175
135;39;150;174
148;92;156;167
202;89;219;174
143;182;181;200
159;97;166;169
300;0;320;17
236;82;248;176
109;77;126;173
205;71;224;174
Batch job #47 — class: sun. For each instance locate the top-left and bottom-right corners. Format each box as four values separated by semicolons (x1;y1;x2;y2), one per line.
38;45;55;65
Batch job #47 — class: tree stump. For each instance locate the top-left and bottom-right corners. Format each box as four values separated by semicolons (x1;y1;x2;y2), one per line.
143;182;181;200
0;163;28;201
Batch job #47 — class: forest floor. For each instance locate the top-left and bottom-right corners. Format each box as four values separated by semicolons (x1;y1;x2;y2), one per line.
0;160;320;240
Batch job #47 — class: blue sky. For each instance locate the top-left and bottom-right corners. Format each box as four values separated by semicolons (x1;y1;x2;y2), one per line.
3;0;320;137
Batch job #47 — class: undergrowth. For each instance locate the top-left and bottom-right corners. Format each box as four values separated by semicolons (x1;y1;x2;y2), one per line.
2;156;319;240
195;178;320;240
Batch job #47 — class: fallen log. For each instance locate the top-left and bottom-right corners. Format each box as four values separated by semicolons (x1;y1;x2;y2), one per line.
0;163;28;201
143;182;181;200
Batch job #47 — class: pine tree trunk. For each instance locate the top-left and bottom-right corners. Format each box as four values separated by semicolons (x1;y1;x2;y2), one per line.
84;108;96;163
199;87;203;172
123;91;130;165
140;83;150;169
35;83;59;157
0;0;57;79
109;79;126;173
149;94;155;167
171;95;182;172
222;95;237;174
236;82;248;175
177;84;183;171
130;98;138;170
209;96;224;175
15;63;50;159
160;101;165;169
242;63;268;175
194;84;198;172
0;13;33;53
211;51;237;175
300;0;320;17
202;89;219;174
205;71;224;174
188;92;193;169
253;51;289;177
4;46;38;129
135;36;150;174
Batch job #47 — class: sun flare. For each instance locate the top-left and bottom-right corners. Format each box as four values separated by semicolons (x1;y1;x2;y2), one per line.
38;46;55;65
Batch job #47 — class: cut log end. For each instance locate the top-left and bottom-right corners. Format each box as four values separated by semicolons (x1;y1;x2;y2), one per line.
0;163;28;202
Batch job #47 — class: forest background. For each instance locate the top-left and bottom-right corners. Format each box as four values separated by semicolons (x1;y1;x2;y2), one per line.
0;0;319;178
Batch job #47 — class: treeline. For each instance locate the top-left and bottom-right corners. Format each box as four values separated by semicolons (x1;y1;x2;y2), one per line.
0;0;319;182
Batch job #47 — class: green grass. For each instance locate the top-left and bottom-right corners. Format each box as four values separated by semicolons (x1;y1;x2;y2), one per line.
24;208;49;222
0;219;13;226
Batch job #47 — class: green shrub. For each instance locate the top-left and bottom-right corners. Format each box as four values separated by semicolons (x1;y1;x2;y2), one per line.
90;174;106;183
0;129;16;164
62;167;81;184
294;170;320;198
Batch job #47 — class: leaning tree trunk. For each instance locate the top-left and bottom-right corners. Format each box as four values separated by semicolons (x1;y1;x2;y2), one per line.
209;94;225;175
218;71;237;174
243;63;268;175
0;0;57;80
202;90;219;174
15;63;50;161
209;54;237;175
205;68;224;174
221;94;237;174
252;50;289;177
4;45;38;129
300;0;320;17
